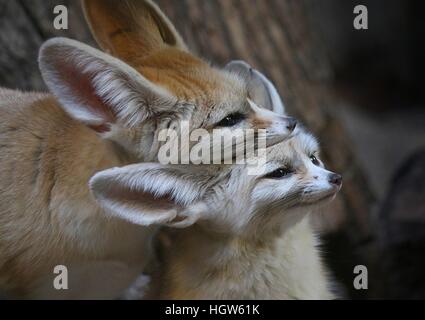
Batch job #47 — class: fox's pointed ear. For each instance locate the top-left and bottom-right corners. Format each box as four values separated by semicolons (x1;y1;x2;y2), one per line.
89;163;208;227
82;0;187;61
225;60;286;115
39;37;176;132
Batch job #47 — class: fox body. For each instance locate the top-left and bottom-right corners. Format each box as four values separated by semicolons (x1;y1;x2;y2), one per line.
0;0;296;298
160;130;341;299
0;88;150;298
91;127;341;299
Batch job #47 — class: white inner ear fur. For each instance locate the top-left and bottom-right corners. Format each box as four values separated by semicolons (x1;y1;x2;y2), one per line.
224;60;286;115
39;37;176;129
89;163;206;226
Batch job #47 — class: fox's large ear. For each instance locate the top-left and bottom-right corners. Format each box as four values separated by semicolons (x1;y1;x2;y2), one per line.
225;60;286;115
39;37;176;132
81;0;187;61
89;163;208;227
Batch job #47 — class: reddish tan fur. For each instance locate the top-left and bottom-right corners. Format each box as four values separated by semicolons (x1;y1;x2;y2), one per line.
0;90;148;296
83;0;187;61
250;115;273;130
0;52;230;298
0;0;293;298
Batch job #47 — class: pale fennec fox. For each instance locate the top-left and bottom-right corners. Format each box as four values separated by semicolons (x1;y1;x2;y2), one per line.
0;0;296;298
91;120;342;299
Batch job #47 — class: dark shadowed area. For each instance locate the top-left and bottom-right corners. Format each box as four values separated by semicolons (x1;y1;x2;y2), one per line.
0;0;424;299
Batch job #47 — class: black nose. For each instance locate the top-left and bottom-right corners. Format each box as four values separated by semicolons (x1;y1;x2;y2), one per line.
328;173;342;186
286;117;297;132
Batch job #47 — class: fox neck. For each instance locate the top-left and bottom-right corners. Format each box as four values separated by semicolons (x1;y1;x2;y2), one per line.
43;111;151;262
162;215;334;299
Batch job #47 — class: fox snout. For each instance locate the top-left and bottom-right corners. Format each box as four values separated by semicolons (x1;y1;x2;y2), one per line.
328;173;342;187
271;115;297;135
264;115;297;146
285;117;298;132
248;99;297;146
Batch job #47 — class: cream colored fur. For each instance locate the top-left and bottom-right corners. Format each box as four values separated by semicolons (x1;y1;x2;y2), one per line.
0;89;153;298
158;217;333;299
0;0;297;299
152;131;339;300
90;129;340;300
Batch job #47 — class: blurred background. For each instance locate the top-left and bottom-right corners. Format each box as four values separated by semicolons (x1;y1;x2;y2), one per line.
0;0;424;299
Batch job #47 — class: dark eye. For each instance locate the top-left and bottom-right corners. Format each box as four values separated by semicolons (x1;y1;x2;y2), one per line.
264;167;293;179
215;112;246;127
310;155;320;166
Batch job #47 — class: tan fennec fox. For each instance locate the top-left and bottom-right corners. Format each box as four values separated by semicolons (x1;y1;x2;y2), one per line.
0;0;296;298
90;124;342;299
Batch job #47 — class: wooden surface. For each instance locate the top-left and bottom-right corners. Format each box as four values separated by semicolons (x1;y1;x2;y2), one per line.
0;0;376;298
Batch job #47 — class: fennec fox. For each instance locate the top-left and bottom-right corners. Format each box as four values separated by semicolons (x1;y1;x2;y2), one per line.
0;0;296;298
92;125;341;299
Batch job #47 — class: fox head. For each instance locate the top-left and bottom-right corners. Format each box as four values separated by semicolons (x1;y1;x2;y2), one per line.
38;0;296;162
89;126;342;237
